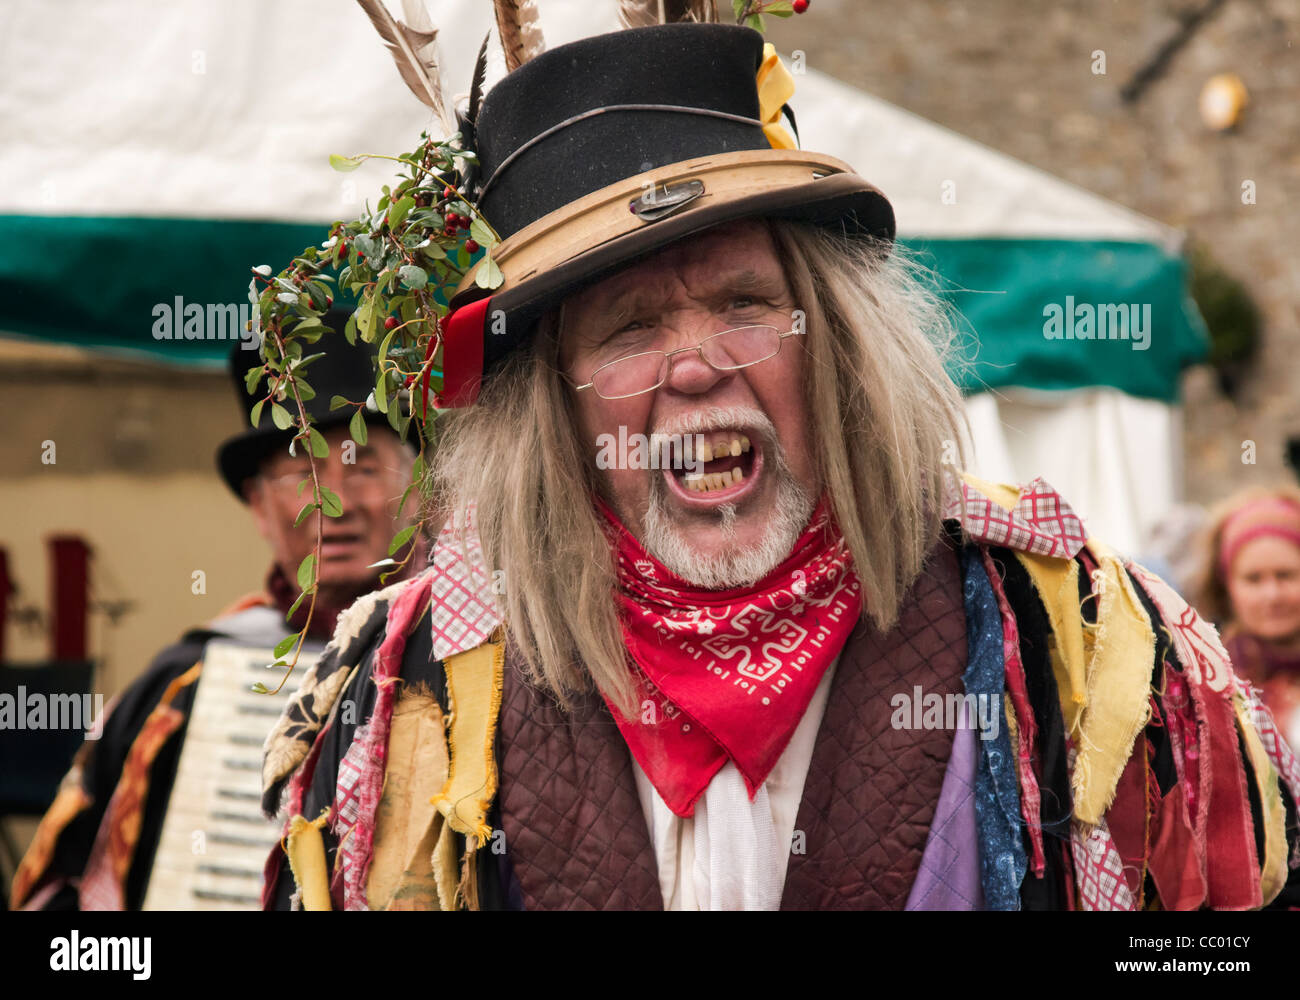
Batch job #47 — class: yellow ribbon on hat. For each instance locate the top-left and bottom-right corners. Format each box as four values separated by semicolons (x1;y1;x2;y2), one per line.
756;42;797;150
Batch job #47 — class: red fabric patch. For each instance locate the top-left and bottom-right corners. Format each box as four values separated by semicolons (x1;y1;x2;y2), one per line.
1200;685;1263;909
1103;733;1151;899
596;497;861;817
1147;778;1207;910
437;297;491;408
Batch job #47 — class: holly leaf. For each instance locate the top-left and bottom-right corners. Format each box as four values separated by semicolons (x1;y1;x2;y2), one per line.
250;399;265;428
294;501;318;527
330;394;352;411
273;634;297;658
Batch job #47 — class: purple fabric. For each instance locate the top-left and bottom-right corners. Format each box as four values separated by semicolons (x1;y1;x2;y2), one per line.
905;722;985;910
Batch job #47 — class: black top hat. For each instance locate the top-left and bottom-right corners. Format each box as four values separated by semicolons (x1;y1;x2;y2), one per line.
437;23;893;407
216;308;397;500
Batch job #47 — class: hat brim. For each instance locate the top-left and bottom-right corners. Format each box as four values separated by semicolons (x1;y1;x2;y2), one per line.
447;149;893;378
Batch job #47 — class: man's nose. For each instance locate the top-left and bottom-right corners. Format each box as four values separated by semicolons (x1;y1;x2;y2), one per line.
659;322;729;395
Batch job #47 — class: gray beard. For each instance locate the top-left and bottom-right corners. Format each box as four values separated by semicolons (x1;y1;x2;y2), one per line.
641;439;816;590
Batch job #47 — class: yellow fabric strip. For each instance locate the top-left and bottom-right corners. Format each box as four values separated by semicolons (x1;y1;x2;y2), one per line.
1233;689;1288;904
430;634;506;845
285;809;332;911
1072;541;1157;824
757;42;797;150
367;685;450;910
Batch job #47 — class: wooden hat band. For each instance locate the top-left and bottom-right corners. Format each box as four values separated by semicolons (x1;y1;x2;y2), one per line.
455;148;862;300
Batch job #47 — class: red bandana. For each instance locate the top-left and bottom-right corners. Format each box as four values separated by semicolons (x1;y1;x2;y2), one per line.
596;496;862;817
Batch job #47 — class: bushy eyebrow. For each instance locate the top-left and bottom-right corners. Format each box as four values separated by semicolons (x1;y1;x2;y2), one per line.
590;267;787;326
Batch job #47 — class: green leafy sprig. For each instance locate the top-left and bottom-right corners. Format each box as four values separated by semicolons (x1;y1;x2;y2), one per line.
733;0;800;31
245;130;501;694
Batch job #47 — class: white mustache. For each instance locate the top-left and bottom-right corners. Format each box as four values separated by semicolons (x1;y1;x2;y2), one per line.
650;404;775;442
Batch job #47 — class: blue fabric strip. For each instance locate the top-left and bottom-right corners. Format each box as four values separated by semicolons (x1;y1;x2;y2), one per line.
959;544;1028;910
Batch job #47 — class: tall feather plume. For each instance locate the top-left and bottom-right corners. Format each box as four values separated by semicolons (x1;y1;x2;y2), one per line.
466;33;491;126
618;0;717;27
493;0;546;73
355;0;452;132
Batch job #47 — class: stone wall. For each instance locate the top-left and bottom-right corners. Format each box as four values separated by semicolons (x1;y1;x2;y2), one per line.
769;0;1300;503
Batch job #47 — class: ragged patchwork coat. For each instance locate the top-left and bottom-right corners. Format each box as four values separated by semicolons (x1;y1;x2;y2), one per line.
260;476;1300;910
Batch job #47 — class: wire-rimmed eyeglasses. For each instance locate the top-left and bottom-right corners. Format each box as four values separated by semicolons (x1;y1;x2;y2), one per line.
571;324;805;400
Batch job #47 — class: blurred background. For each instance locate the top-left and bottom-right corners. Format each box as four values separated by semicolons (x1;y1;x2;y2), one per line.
1;0;1296;879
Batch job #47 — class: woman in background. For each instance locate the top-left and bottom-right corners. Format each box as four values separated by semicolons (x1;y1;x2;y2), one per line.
1194;485;1300;749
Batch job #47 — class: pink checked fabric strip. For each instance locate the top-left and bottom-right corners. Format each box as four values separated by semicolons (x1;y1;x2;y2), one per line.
332;722;371;910
944;476;1089;559
1233;676;1300;821
427;510;503;662
1065;742;1138;911
1071;816;1139;911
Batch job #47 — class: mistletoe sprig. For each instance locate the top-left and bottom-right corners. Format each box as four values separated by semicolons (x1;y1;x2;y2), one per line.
244;130;502;694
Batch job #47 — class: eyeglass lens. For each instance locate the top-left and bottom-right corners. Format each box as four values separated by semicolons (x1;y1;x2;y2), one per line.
591;325;782;398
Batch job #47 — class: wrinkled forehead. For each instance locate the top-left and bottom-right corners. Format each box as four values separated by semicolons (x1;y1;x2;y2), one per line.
558;219;787;332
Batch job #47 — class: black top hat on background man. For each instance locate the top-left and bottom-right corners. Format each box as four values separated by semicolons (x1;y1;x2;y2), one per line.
437;22;895;408
216;308;396;499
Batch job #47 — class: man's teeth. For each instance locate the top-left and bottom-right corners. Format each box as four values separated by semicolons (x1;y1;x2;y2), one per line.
684;466;746;493
696;435;750;463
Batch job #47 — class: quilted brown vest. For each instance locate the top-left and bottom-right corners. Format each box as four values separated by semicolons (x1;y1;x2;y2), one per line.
494;538;968;910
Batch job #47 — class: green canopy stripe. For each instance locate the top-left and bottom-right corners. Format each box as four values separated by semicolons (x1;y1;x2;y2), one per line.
0;216;1207;399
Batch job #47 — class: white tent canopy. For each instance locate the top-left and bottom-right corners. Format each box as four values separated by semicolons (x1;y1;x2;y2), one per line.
1;0;1192;553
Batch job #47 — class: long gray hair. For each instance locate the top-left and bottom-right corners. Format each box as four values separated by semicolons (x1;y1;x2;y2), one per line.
429;220;968;716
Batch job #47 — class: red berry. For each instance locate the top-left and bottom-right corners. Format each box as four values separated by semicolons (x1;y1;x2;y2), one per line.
443;186;454;199
326;295;333;307
458;216;472;230
793;0;809;11
446;211;460;225
404;374;417;387
384;316;398;330
464;239;480;254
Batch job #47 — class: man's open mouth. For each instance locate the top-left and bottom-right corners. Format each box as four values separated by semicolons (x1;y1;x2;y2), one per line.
666;429;762;503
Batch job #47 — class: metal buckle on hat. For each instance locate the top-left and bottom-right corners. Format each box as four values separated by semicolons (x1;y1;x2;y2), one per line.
628;179;705;223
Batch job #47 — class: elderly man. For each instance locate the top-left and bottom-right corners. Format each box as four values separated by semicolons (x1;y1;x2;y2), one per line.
12;313;421;910
261;23;1300;910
